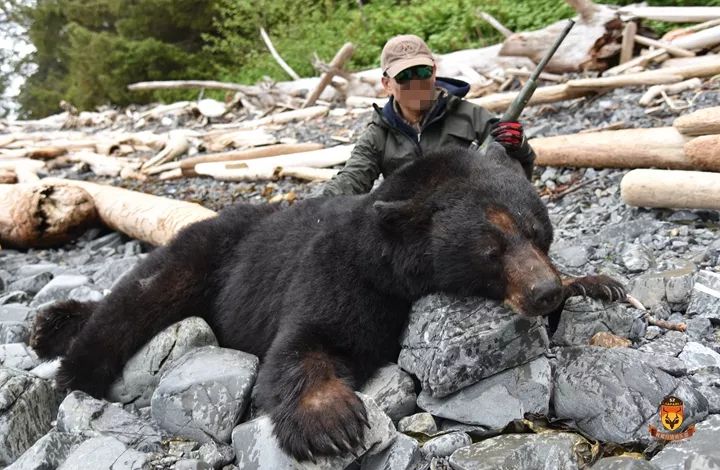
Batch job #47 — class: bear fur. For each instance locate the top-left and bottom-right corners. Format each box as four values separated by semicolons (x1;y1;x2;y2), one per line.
31;144;624;461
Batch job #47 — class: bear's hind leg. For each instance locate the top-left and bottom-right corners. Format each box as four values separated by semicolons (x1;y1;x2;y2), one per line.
256;340;369;462
30;300;97;359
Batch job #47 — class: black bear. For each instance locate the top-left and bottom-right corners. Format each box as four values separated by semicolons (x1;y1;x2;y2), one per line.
31;144;624;461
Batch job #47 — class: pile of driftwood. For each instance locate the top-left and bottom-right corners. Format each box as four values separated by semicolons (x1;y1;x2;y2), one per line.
3;0;720;250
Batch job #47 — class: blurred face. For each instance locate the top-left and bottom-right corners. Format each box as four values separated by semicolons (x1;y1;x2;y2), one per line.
382;64;436;114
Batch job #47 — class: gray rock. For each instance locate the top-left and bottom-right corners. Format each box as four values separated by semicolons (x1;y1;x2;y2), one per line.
57;436;149;470
0;344;40;370
449;432;589;470
85;232;124;252
67;285;104;303
30;275;91;308
685;317;714;342
0;291;30;305
629;263;695;310
421;431;471;458
687;367;720;413
553;347;708;445
360;434;422;470
398;412;437;435
0;368;60;466
678;341;720;372
0;304;33;323
399;294;549;398
651;414;720;470
174;459;213;470
232;394;396;469
0;321;30;344
108;317;218;407
621;244;654;273
5;431;86;470
417;356;551;430
7;273;53;296
15;264;62;278
361;363;416;422
196;441;235;469
551;243;589;269
591;456;659;469
551;299;646;346
57;391;162;452
92;257;140;290
686;270;720;323
151;346;259;444
638;331;687;357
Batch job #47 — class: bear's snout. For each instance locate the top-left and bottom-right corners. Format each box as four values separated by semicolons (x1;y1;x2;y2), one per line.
527;279;563;315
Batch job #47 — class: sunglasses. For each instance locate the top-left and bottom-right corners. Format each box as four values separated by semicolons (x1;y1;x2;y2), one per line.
390;65;433;84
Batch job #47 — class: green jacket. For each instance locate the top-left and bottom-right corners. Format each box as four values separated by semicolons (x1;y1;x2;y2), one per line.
321;77;535;197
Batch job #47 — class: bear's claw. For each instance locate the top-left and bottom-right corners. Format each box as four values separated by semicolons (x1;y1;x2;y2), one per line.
565;275;626;302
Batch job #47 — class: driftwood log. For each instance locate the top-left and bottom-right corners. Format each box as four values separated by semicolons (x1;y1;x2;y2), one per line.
0;183;98;249
621;169;720;210
673;106;720;135
303;43;355;108
684;135;720;171
42;178;217;246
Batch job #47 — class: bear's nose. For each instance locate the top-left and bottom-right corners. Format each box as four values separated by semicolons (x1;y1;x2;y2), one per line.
529;280;563;313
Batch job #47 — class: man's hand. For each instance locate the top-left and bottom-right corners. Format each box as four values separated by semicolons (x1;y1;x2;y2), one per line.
490;120;525;153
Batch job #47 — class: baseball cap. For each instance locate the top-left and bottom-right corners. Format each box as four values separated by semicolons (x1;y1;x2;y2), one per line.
381;34;435;78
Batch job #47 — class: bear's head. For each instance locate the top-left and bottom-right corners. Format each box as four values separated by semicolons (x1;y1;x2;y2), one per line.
372;143;563;317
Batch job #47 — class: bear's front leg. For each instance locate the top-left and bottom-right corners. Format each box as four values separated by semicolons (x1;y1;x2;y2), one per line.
255;342;369;462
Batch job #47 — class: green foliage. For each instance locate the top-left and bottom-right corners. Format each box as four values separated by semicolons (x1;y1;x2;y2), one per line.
13;0;720;118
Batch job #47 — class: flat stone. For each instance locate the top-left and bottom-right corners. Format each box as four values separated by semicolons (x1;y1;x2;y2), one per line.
551;299;646;346
421;431;471;458
5;431;86;470
678;341;720;373
196;441;235;469
449;432;589;470
108;317;218;407
57;391;162;452
0;368;60;467
7;273;53;296
553;347;708;445
628;263;695;310
551;243;589;269
151;346;259;444
686;270;720;323
398;412;437;435
0;321;30;345
399;294;549;398
0;304;33;323
67;286;104;303
30;275;91;308
174;459;213;470
232;394;395;470
360;363;416;422
417;356;551;430
57;436;149;470
360;433;422;470
651;414;720;470
91;257;140;290
686;366;720;414
14;264;62;278
638;331;687;357
0;292;29;306
0;344;40;371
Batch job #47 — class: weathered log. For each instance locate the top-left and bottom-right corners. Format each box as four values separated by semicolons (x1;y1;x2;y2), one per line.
621;169;720;210
670;25;720;50
211;106;329;130
673;106;720;135
604;48;668;76
303;43;355;108
638;78;703;106
477;11;513;38
280;167;339;181
684;135;720;171
129;80;256;94
0;159;45;183
617;6;720;23
663;18;720;42
530;127;692;169
67;151;137;177
0;169;16;184
42;178;217;246
469;84;589;112
661;54;720;69
202;128;278;152
566;72;684;91
0;182;98;249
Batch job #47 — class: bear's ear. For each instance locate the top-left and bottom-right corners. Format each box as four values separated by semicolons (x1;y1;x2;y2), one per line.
373;199;430;231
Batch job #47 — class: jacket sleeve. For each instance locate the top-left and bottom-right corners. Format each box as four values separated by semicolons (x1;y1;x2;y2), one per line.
319;123;383;197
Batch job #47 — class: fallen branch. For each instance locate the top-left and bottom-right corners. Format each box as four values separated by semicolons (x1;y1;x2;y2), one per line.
260;27;300;80
128;80;257;94
604;48;668;76
663;18;720;42
617;6;720;23
621;169;720;210
42;178;217;246
684;135;720;171
671;25;720;51
477;10;513;38
0;182;98;249
141;130;190;172
638;78;702;106
626;294;687;332
634;34;695;57
619;21;637;64
280;167;339;181
303;43;355;108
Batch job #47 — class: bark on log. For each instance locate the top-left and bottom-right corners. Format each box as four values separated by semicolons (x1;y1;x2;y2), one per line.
42;178;217;246
673;106;720;136
621;169;720;210
530;127;692;169
684;135;720;171
0;183;98;249
303;43;355;108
